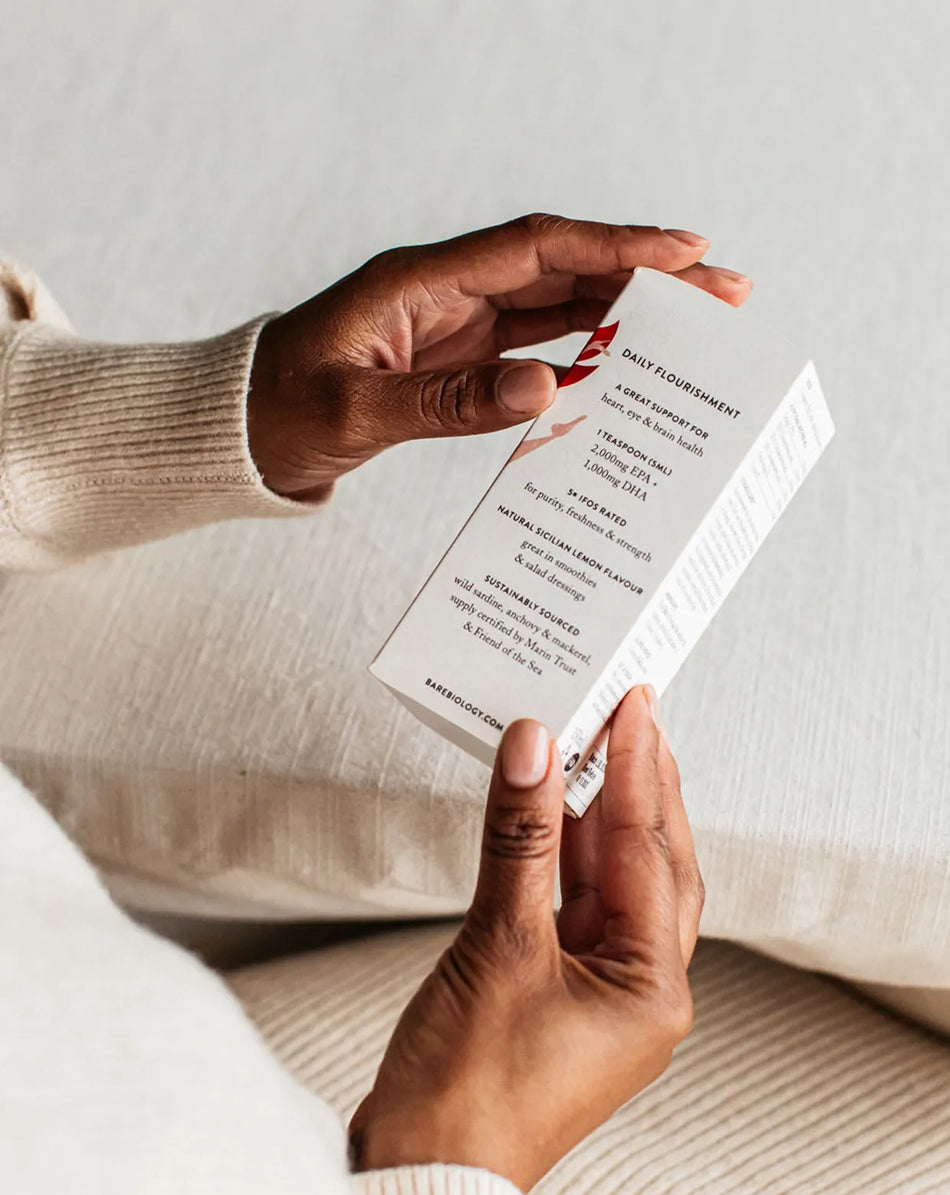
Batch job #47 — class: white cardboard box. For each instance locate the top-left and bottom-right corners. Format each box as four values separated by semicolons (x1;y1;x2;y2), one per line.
371;268;834;816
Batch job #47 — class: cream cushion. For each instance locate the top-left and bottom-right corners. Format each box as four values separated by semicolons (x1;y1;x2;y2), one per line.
2;2;949;1007
229;925;950;1194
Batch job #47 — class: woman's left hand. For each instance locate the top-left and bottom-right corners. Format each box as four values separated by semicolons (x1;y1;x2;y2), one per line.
348;686;704;1191
246;213;752;498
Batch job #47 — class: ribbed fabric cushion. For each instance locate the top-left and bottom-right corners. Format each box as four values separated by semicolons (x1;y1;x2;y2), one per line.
229;927;950;1194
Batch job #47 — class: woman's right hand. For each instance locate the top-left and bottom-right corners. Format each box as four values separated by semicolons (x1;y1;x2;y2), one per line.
350;685;704;1192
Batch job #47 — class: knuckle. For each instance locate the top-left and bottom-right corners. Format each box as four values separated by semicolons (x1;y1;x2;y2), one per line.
513;211;571;266
606;738;659;772
652;974;695;1043
608;811;671;865
358;246;417;297
644;816;672;860
673;860;705;904
439;937;487;996
362;245;410;278
687;865;706;914
484;804;558;864
596;222;626;265
592;222;655;272
418;370;482;433
462;906;541;972
356;251;389;288
670;984;696;1041
662;747;682;789
515;210;559;234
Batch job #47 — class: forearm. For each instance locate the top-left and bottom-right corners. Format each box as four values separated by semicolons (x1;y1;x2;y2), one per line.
0;258;321;570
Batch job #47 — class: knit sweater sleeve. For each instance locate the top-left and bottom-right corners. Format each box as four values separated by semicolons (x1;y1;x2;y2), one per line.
352;1166;521;1194
0;257;314;570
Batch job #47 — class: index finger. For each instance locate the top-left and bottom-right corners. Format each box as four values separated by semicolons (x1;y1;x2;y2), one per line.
410;213;710;300
597;686;681;967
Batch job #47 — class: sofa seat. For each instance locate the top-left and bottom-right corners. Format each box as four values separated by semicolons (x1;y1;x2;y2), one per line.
230;926;950;1194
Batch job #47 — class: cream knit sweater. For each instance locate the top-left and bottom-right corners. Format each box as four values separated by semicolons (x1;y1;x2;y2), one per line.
0;258;518;1195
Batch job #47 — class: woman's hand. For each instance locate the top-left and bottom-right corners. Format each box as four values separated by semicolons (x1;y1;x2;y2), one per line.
349;686;704;1192
247;214;752;498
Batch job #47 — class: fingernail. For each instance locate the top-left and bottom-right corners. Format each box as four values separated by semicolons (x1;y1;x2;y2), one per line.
642;684;661;729
501;720;551;788
713;267;754;286
663;229;709;247
497;364;555;415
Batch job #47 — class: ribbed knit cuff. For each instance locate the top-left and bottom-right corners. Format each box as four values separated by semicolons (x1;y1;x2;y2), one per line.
0;317;319;569
353;1164;522;1195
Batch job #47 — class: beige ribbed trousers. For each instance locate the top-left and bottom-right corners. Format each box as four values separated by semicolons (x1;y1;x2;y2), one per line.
230;926;950;1194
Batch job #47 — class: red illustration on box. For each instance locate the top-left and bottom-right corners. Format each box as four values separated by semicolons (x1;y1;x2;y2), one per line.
561;319;620;387
510;320;619;461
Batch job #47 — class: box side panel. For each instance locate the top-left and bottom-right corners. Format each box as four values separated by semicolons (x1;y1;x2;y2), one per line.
560;362;834;813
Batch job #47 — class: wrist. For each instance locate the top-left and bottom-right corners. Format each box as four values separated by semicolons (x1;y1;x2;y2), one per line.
246;313;350;501
247;316;295;497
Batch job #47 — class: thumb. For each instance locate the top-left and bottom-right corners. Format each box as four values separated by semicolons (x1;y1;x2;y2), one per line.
467;720;564;943
359;359;557;447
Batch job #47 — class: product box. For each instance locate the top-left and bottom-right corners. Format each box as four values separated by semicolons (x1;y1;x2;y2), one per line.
370;268;834;816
